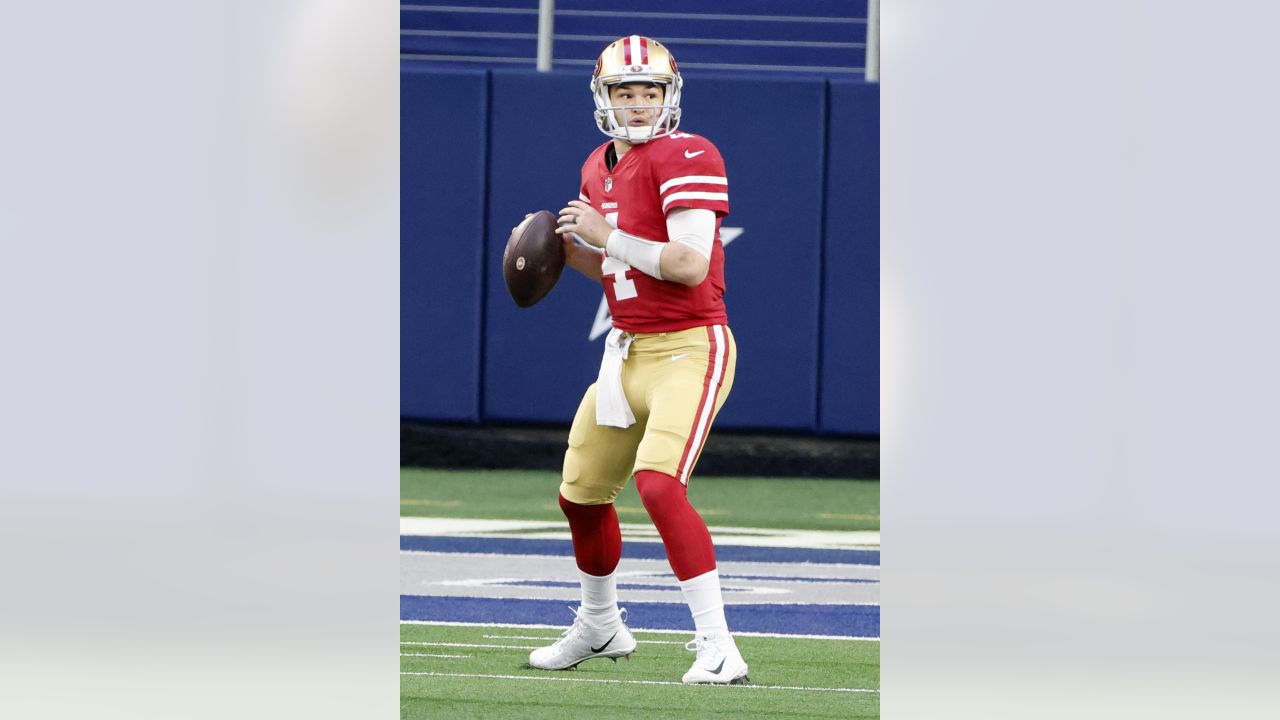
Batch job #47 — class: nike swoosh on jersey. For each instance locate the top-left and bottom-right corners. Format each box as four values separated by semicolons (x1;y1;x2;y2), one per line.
590;633;617;654
684;150;705;158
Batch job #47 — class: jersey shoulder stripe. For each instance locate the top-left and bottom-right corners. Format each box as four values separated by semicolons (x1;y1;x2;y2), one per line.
658;175;728;195
662;191;730;213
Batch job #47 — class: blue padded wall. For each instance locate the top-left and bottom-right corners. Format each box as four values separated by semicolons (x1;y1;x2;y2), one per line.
482;70;611;424
480;70;826;431
401;68;488;421
680;77;827;431
820;80;879;434
401;67;880;436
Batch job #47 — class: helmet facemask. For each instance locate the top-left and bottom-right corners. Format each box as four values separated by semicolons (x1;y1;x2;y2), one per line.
590;36;684;143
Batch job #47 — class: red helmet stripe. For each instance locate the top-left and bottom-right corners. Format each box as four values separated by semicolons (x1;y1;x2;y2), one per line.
623;38;631;65
640;37;649;64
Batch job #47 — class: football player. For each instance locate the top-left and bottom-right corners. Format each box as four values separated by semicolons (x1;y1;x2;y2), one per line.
526;36;747;685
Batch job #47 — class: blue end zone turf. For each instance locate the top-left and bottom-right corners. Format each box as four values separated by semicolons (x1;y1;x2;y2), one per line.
504;580;688;592
400;595;880;638
400;535;880;566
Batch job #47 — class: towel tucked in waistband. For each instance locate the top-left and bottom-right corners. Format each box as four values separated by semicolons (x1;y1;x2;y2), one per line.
595;328;636;428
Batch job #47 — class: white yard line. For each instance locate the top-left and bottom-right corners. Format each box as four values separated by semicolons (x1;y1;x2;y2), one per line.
401;619;879;642
484;634;685;645
399;517;879;549
399;652;471;659
400;641;538;650
400;670;879;694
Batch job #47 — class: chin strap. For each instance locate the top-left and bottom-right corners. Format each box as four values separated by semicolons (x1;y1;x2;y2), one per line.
595;107;679;142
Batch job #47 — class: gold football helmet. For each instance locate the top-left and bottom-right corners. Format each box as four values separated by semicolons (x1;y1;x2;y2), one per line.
590;35;684;143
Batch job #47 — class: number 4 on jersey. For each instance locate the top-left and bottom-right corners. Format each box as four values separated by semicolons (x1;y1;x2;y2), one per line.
588;225;745;341
603;211;637;301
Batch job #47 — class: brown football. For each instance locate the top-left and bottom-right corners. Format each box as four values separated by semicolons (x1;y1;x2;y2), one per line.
502;210;565;308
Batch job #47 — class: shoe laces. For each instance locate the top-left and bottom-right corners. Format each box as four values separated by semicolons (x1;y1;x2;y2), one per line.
550;606;588;648
684;634;723;662
549;603;629;648
553;605;627;647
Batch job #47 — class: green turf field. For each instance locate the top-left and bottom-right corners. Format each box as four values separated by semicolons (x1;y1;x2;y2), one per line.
401;468;880;532
402;468;880;717
400;623;880;719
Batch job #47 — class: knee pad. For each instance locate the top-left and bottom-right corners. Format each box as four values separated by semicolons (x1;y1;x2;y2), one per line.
636;470;686;511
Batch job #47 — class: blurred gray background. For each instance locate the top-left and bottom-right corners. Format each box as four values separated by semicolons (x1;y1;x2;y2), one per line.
1;1;1277;718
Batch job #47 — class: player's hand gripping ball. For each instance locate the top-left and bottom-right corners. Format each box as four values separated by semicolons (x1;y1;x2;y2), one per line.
503;210;566;308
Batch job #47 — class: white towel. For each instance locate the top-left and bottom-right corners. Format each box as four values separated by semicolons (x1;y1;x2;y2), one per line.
595;328;636;428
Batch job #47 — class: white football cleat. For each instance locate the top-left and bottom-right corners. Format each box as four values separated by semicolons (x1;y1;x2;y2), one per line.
528;606;637;670
682;630;749;684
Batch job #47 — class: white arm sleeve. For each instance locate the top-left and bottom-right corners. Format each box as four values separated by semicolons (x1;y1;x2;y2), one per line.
665;207;716;261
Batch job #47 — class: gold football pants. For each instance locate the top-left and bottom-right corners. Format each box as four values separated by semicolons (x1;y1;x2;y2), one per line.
561;324;737;505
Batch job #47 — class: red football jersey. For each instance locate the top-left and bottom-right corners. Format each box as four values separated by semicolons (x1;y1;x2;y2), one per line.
579;132;730;333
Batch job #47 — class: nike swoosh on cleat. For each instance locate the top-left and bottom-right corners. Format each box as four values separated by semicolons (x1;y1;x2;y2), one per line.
590;633;617;654
710;658;726;674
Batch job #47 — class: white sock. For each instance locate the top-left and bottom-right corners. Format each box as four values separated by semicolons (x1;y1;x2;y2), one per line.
679;568;729;636
578;570;621;627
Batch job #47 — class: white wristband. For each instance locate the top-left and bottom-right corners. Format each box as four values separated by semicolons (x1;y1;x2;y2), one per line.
605;229;665;280
571;232;603;254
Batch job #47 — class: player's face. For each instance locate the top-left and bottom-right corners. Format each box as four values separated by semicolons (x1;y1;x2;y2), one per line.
609;83;664;128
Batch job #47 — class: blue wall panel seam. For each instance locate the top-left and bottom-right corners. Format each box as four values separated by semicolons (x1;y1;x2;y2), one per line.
475;70;493;424
815;79;831;434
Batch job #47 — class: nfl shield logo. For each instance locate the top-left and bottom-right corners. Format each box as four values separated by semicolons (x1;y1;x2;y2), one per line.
604;177;613;193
